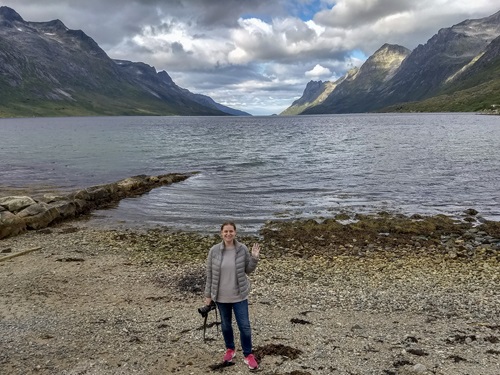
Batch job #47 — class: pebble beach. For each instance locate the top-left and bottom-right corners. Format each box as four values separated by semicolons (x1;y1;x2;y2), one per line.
1;211;499;375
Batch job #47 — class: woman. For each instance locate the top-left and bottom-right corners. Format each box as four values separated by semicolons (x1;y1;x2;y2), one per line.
204;222;260;370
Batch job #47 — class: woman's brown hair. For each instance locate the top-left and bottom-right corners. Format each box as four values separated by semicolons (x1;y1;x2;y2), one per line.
220;222;236;231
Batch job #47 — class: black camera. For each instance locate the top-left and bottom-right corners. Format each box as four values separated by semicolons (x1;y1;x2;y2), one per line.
198;301;216;318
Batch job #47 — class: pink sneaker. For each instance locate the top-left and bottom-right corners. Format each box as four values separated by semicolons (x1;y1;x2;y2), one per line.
223;348;236;362
244;354;258;370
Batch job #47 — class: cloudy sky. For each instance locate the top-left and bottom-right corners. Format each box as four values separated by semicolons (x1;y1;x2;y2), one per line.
3;1;499;115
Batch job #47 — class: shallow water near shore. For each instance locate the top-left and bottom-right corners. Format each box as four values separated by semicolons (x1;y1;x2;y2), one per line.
1;113;499;233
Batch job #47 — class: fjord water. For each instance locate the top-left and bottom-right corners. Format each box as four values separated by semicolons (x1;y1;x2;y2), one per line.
1;113;499;233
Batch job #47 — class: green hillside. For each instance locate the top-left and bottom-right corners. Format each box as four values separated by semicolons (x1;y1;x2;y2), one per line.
382;57;500;113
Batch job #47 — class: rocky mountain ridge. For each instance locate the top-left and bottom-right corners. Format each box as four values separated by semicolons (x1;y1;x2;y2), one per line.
283;10;500;115
0;6;250;117
280;79;338;115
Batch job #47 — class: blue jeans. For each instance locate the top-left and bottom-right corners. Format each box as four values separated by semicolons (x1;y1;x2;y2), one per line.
216;299;253;357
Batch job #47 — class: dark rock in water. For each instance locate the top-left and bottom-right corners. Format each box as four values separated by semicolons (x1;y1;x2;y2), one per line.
0;172;194;239
464;208;479;216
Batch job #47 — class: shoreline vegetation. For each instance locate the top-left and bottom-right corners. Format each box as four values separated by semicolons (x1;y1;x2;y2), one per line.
1;175;499;374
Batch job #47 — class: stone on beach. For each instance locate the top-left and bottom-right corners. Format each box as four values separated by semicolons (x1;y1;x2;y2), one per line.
0;196;37;212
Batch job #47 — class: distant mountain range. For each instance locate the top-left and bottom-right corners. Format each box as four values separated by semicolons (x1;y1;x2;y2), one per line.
2;6;499;118
282;10;500;115
0;6;250;117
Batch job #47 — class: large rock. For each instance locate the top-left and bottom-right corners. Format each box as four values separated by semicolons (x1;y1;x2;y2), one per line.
0;211;26;238
0;196;37;213
18;204;60;230
71;189;91;201
37;193;68;204
16;202;50;217
85;186;114;202
51;201;77;218
116;176;146;191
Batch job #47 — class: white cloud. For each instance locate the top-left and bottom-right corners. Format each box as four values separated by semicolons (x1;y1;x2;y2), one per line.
315;0;415;28
305;64;332;78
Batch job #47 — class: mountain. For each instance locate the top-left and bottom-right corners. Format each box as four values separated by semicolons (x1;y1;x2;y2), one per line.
113;60;250;116
283;10;500;115
0;7;250;117
384;34;500;113
280;79;338;115
291;44;410;114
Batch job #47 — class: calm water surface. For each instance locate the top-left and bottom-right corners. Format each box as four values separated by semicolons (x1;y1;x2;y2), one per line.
1;113;499;233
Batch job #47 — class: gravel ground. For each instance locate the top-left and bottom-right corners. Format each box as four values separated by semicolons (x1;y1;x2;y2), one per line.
0;223;499;375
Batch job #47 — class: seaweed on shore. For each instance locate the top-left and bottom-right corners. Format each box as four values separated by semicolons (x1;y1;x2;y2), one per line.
258;212;500;259
253;343;303;361
96;212;499;264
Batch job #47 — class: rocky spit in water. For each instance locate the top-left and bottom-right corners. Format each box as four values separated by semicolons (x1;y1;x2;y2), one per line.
0;173;193;240
0;208;499;374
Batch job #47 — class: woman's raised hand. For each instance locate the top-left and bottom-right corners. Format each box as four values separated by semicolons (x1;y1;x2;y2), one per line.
251;243;260;258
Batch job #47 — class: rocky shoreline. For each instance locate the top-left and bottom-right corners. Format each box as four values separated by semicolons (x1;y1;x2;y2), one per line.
1;206;499;374
0;173;194;239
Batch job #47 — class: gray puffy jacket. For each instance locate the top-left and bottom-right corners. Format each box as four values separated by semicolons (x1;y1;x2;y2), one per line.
204;240;259;301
